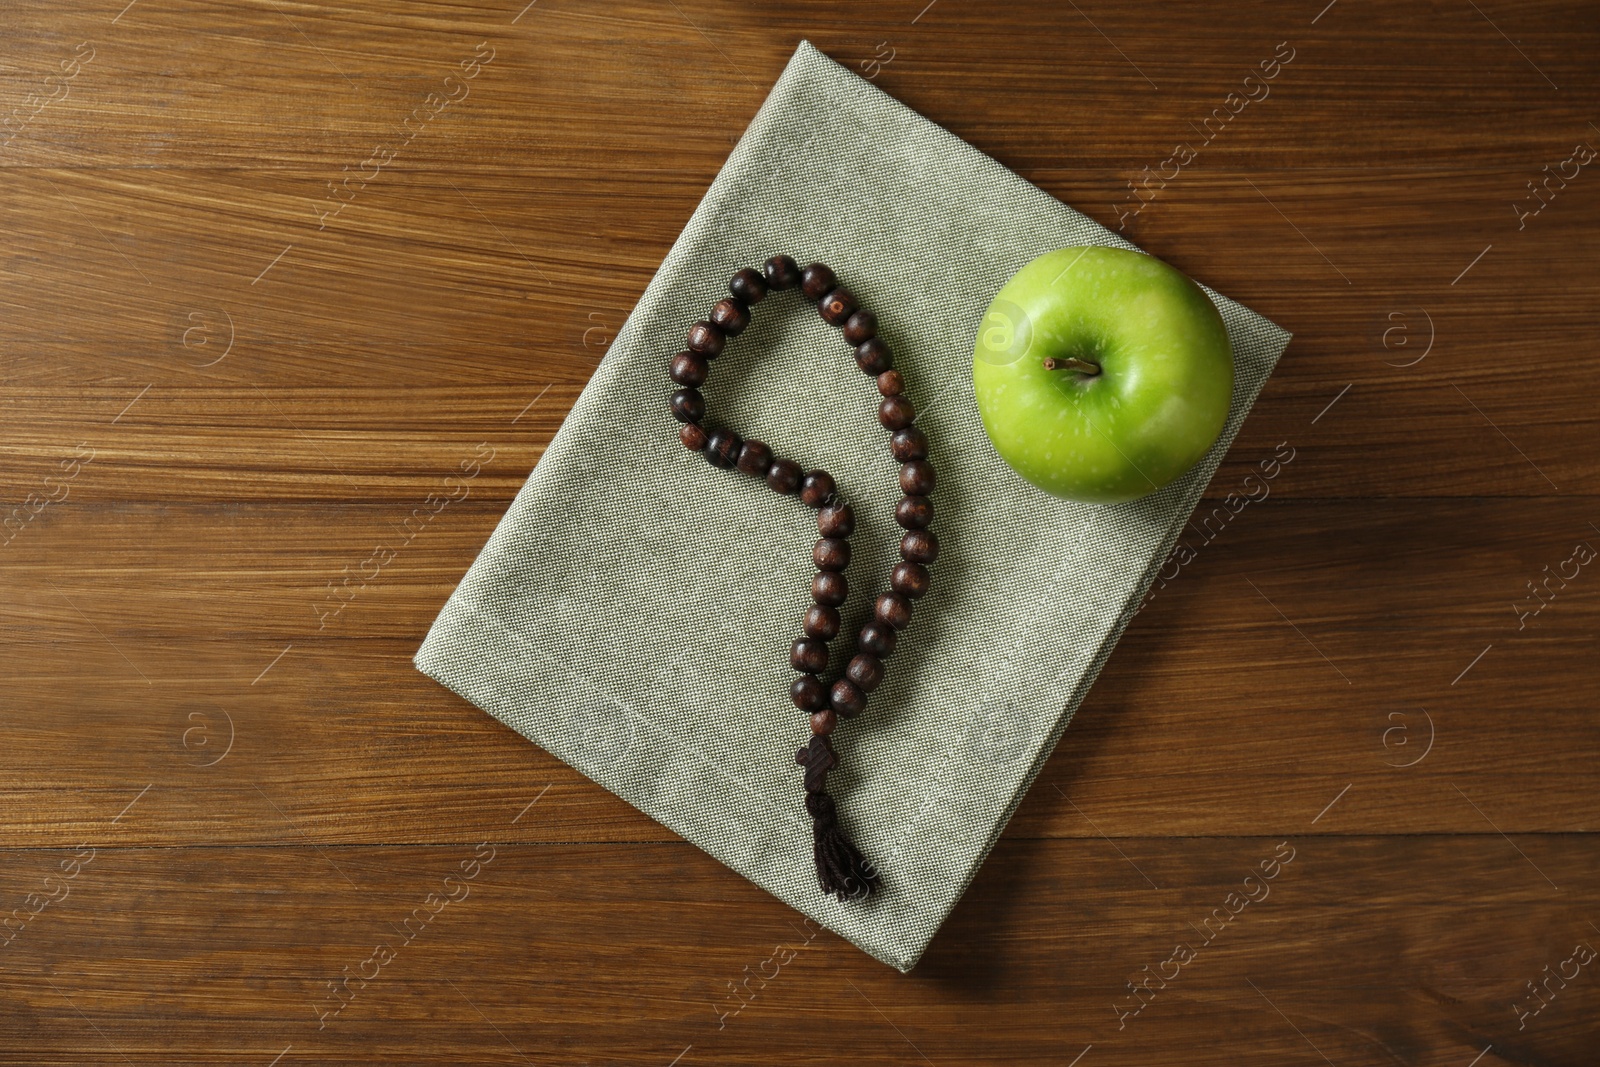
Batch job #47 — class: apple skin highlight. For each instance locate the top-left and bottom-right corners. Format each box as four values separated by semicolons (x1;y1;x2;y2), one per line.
972;246;1234;505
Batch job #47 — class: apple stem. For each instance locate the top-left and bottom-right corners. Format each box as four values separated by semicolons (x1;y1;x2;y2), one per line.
1043;357;1101;376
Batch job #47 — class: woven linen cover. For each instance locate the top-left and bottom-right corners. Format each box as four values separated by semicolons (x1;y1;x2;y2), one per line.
416;40;1292;971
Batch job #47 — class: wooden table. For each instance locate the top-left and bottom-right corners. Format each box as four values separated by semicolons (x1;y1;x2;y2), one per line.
4;1;1596;1062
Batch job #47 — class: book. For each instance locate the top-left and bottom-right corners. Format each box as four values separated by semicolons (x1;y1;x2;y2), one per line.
417;40;1291;971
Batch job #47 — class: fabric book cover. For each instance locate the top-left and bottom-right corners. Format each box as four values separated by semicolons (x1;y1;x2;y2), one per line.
416;40;1291;971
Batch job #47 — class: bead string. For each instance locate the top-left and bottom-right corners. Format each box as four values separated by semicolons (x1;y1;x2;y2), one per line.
668;255;939;903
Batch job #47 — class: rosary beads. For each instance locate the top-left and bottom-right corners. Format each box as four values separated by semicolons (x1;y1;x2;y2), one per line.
667;255;939;902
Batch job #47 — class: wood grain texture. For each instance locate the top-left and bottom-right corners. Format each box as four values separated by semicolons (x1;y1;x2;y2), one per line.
2;0;1597;1063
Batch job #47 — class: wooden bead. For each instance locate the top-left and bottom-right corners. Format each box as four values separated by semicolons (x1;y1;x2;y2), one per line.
819;287;858;326
890;426;928;462
858;621;898;657
710;297;750;337
900;459;936;495
800;262;837;300
856;337;892;374
817;503;855;538
705;428;741;469
895;494;933;529
878;395;915;430
813;537;851;572
686;321;725;357
729;267;767;305
812;570;848;606
891;560;930;600
764;255;800;290
875;592;913;630
736;439;773;477
877;369;904;396
846;653;884;693
679;423;709;452
830;678;867;718
671;387;705;424
766;458;803;494
790;638;829;673
799;470;836;508
810;707;838;734
843;310;878;346
791;674;827;711
901;528;939;564
669;351;708;387
804;604;841;640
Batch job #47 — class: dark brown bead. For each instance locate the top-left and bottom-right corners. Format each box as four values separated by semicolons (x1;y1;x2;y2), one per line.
799;470;836;508
830;678;867;718
735;439;772;477
891;561;930;600
877;369;904;396
878;395;915;431
858;621;898;658
705;428;741;469
686;321;725;357
817;502;855;537
895;494;934;529
813;537;851;572
843;310;878;346
856;337;893;374
790;638;829;673
901;528;940;564
803;604;840;640
764;255;800;290
710;297;750;337
810;707;838;734
791;674;827;711
800;262;837;300
679;423;709;452
818;287;858;326
846;653;884;693
900;459;936;495
890;426;928;462
875;592;913;630
669;351;708;387
812;570;848;606
671;388;705;424
766;458;803;494
729;267;767;304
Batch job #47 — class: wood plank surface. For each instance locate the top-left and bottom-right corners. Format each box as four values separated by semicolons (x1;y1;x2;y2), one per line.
3;0;1597;1063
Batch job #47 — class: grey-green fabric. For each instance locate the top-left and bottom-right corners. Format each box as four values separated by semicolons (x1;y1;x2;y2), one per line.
416;40;1291;972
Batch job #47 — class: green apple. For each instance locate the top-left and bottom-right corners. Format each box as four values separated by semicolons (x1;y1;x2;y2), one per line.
972;246;1233;504
960;246;1235;505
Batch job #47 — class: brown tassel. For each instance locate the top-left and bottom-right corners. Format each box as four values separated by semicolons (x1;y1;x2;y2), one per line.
805;790;878;900
796;735;878;901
